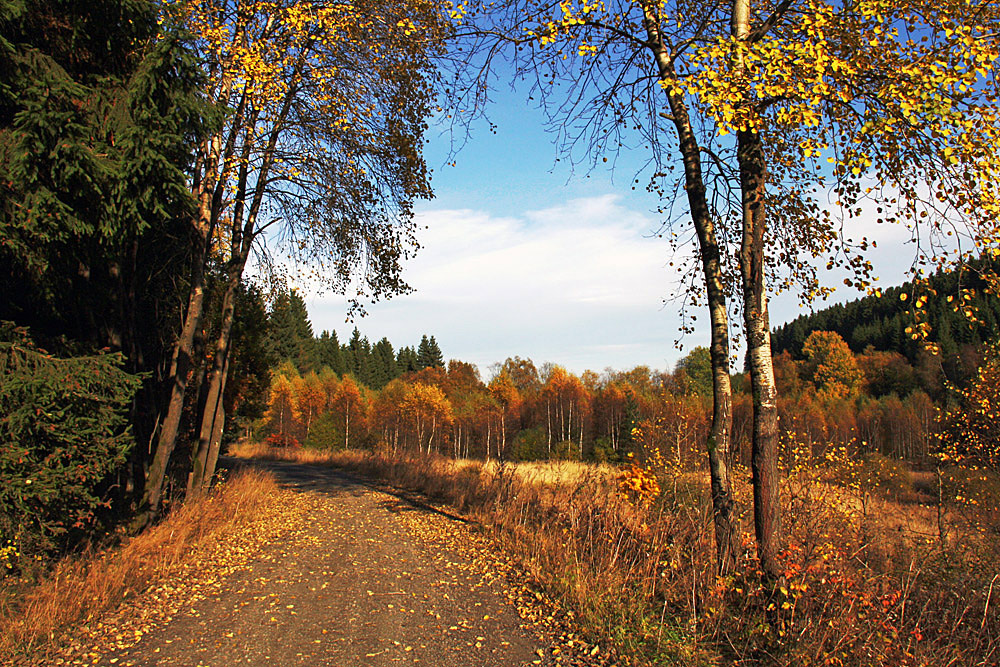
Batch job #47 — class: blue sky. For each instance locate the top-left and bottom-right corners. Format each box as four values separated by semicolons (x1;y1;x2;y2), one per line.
304;82;917;377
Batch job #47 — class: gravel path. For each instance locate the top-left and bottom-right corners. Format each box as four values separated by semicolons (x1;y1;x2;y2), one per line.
45;459;611;667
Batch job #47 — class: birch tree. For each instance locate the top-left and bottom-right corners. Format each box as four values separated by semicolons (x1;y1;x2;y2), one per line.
140;0;447;514
452;0;741;572
454;0;1000;578
699;0;1000;577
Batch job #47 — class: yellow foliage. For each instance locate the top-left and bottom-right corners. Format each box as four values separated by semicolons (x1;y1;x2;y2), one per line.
617;463;660;506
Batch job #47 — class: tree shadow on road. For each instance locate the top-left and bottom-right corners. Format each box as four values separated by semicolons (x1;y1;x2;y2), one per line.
220;456;471;525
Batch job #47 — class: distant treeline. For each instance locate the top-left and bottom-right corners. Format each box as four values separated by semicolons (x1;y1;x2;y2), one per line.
266;289;445;389
258;282;997;467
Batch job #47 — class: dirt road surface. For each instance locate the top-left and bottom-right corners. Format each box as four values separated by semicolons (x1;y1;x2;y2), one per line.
40;459;611;667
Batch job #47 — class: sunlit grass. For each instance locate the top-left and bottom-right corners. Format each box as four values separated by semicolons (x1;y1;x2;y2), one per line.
0;469;280;663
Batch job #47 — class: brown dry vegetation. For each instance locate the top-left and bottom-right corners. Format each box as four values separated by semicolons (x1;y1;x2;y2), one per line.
0;468;280;663
231;442;1000;666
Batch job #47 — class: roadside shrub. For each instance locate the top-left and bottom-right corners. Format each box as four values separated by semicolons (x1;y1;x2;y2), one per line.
552;439;580;460
589;436;616;463
511;426;546;461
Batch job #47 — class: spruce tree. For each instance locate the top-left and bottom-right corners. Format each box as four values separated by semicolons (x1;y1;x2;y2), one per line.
416;334;444;369
266;289;316;372
344;328;373;385
371;337;397;388
317;330;344;375
396;346;418;373
0;0;215;532
427;336;445;368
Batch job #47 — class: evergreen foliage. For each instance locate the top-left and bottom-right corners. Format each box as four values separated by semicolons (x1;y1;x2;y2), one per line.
417;335;445;369
397;346;419;373
773;259;1000;366
266;289;317;371
0;0;213;549
262;292;442;390
0;0;211;341
0;324;142;563
316;331;344;375
344;328;371;382
223;283;274;431
370;338;397;389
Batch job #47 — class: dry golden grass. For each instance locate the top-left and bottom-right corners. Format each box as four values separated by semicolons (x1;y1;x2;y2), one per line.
237;443;1000;665
506;458;617;487
0;468;279;662
228;441;617;487
228;440;338;464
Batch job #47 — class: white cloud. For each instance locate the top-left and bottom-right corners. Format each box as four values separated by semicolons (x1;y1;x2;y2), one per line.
306;190;930;376
308;194;703;375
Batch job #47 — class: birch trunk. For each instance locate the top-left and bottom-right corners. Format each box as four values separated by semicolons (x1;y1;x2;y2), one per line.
732;0;782;580
639;0;737;573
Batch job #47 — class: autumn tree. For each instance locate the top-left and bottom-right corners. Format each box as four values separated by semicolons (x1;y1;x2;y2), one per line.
497;357;542;395
264;373;300;446
857;348;918;399
372;378;408;452
593;380;631;453
938;340;1000;471
675;347;713;398
294;372;327;442
443;360;486;457
330;375;367;450
458;0;1000;576
400;383;453;453
541;367;590;458
141;0;446;513
802;331;863;400
488;373;522;459
688;0;1000;577
452;0;744;570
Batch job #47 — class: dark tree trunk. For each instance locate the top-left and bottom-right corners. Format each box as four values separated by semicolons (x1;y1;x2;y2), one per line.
188;268;239;498
135;167;216;529
639;0;737;574
738;124;782;581
203;352;229;492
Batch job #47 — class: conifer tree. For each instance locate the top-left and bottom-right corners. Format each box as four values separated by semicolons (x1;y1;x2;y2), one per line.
317;330;345;375
427;336;445;369
371;338;398;389
397;346;419;374
266;289;317;372
417;335;445;369
0;0;214;523
345;328;373;385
